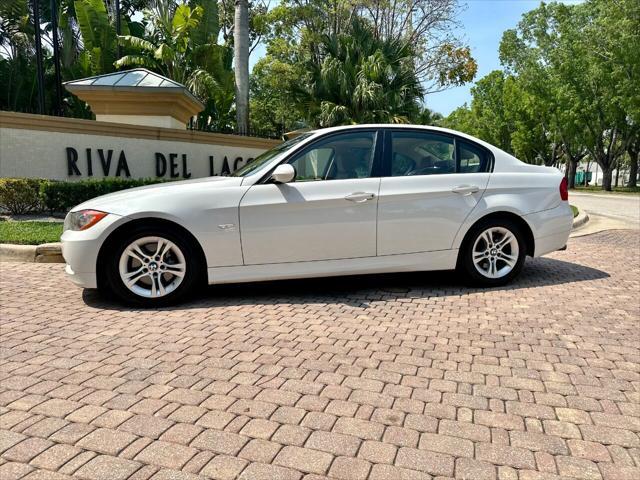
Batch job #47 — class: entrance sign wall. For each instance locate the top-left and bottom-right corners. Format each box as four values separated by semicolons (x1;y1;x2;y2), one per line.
0;112;279;180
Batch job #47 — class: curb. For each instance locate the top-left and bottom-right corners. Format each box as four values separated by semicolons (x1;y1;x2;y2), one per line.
0;242;64;263
572;210;590;229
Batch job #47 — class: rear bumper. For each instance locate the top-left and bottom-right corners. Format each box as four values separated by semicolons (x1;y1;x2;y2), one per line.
524;202;573;257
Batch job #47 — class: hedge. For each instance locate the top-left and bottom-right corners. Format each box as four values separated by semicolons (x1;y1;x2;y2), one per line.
0;178;165;215
0;178;44;214
40;178;164;212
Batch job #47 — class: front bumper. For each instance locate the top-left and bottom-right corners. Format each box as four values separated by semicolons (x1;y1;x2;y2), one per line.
65;264;98;289
61;213;124;289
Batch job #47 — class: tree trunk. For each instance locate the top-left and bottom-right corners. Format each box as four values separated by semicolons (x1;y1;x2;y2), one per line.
234;0;250;135
614;162;620;187
584;160;591;186
568;159;578;189
601;165;614;191
628;150;638;187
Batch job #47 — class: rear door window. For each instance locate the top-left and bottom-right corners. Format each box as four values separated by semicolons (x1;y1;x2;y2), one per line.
390;131;455;176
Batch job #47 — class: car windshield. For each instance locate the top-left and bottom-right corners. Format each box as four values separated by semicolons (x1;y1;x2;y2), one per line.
230;133;313;177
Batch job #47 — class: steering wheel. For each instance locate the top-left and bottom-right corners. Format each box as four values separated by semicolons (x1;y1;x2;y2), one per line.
398;160;416;176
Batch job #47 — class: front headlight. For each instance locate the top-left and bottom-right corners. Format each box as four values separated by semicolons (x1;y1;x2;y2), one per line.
64;210;108;232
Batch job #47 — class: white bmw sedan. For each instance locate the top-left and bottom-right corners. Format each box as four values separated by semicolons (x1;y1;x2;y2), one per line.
62;125;573;306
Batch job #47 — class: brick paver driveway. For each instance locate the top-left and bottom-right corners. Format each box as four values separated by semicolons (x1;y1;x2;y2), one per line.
1;230;639;480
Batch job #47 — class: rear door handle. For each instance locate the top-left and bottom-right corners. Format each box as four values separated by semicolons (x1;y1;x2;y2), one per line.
452;185;479;195
345;192;376;203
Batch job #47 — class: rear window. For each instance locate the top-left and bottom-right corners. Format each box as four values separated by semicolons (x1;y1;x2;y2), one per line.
458;140;491;173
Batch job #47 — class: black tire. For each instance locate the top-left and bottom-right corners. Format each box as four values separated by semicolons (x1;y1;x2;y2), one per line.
104;225;202;307
458;217;527;287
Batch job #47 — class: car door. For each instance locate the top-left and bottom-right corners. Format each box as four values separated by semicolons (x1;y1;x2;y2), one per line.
377;129;491;255
239;130;382;265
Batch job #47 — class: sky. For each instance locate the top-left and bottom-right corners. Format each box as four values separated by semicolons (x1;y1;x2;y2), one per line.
249;0;583;117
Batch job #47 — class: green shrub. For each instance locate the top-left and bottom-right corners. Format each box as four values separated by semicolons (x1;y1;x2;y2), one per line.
40;178;164;212
570;205;579;218
0;178;45;214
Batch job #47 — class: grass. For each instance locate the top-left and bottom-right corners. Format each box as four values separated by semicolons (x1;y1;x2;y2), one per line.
570;205;579;218
573;185;640;195
0;221;63;245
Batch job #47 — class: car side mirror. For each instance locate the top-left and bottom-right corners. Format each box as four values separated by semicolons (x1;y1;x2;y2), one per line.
270;164;296;184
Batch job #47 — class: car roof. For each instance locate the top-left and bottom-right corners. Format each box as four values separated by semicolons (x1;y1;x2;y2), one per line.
306;124;497;151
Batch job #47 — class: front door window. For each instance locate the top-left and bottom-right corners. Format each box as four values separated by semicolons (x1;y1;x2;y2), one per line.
288;131;377;181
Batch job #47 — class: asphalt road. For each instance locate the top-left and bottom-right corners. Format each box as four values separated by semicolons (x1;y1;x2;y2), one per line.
570;192;640;228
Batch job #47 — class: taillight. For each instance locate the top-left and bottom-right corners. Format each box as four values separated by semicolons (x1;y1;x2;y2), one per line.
559;177;568;201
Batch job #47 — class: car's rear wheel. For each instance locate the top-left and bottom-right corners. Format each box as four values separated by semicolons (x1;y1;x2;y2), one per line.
459;218;526;286
105;226;200;306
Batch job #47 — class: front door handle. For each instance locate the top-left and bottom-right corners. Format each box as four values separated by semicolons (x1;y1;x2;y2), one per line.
345;192;376;203
452;185;480;196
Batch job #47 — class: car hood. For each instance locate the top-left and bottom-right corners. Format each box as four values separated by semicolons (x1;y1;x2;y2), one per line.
72;176;244;215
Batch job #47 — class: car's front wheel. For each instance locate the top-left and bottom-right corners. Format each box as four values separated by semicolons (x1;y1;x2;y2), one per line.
459;218;526;287
104;226;201;306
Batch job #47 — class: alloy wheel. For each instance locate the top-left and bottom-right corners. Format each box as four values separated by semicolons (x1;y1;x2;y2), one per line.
472;226;519;279
118;236;187;298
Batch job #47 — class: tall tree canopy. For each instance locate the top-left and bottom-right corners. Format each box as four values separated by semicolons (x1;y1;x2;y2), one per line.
503;0;639;189
252;0;477;133
265;0;476;91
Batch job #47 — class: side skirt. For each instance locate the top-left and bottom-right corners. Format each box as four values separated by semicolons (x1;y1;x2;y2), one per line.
207;249;459;285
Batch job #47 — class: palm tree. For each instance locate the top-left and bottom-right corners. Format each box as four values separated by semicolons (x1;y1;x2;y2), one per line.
416;107;444;126
233;0;249;135
300;18;424;127
0;0;42;112
115;0;235;130
74;0;118;75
